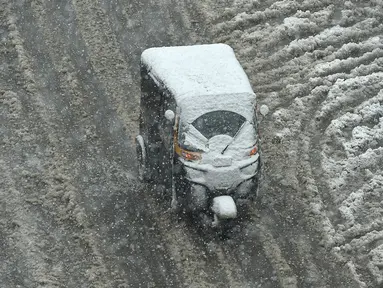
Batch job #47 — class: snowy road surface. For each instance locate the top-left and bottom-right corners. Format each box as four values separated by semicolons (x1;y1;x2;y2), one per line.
0;0;382;287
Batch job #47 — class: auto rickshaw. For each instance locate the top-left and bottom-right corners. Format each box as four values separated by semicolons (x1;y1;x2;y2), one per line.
136;43;268;226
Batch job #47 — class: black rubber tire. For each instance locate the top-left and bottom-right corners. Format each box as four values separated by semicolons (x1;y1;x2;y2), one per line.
136;136;150;182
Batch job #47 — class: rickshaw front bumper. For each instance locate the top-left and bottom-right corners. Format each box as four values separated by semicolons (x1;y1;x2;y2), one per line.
182;155;259;216
183;155;259;193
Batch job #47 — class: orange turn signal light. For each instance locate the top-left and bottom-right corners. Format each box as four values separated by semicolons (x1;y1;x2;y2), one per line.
250;146;258;156
181;150;202;161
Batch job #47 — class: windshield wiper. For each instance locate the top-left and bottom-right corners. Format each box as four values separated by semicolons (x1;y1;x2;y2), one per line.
221;121;247;155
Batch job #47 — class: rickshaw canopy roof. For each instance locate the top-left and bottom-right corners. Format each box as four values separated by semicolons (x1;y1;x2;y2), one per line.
141;43;256;121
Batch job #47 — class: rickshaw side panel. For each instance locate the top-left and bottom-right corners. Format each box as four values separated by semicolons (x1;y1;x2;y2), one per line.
140;63;178;187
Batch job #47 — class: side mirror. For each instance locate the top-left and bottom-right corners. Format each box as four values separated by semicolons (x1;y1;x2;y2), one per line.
164;109;175;123
259;105;269;117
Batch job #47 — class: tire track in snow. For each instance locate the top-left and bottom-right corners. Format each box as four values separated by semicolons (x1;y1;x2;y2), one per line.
24;0;131;286
0;161;62;287
143;187;232;288
72;0;139;140
254;219;298;288
4;1;116;286
214;246;247;288
21;0;185;286
0;84;60;286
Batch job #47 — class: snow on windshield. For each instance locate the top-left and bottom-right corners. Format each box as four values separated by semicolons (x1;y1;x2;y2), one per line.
179;110;256;153
191;111;246;139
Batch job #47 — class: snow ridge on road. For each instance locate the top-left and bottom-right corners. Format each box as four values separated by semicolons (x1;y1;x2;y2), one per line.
200;0;383;286
1;1;114;286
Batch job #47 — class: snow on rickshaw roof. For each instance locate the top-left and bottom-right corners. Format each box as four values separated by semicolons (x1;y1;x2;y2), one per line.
141;44;255;103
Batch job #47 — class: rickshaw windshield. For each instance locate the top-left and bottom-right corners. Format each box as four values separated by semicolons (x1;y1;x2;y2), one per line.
191;110;246;139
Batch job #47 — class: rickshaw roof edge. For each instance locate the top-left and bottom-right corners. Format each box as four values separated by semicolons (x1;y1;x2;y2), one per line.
179;91;256;123
141;43;255;102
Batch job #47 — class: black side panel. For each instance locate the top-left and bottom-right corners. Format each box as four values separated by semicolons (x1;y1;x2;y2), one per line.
140;64;161;140
140;64;178;186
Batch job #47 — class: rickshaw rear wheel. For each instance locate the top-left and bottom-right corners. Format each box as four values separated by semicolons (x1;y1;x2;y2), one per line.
136;135;150;182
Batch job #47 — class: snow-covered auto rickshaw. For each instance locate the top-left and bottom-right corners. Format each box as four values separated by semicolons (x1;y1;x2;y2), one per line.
136;43;267;227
